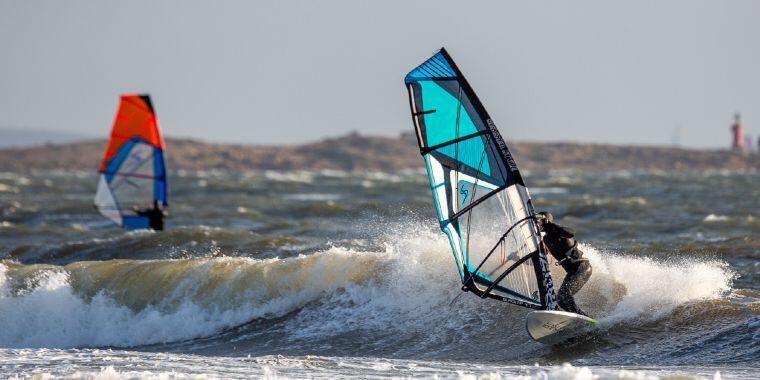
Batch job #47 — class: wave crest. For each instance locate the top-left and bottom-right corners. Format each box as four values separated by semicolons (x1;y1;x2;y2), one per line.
0;223;740;351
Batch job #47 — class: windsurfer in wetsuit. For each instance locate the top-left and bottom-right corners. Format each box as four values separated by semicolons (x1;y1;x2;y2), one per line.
535;211;591;316
134;200;166;231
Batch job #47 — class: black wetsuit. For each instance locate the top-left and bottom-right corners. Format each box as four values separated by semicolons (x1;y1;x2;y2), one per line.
541;220;591;316
135;201;165;231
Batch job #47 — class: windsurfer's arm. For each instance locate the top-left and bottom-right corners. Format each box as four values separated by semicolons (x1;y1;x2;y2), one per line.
544;222;575;238
534;212;575;238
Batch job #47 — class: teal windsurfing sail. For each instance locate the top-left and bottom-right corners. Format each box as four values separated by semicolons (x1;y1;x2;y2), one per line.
404;48;558;310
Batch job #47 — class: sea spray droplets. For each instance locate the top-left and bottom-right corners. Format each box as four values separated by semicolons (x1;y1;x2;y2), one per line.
582;246;735;323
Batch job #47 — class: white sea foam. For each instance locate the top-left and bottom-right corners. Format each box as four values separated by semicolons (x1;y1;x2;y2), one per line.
530;187;569;195
1;351;732;379
703;214;730;222
264;170;314;183
0;183;19;193
702;214;758;224
281;193;342;201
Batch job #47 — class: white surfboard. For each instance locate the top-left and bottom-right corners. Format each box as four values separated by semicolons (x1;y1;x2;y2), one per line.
526;310;597;345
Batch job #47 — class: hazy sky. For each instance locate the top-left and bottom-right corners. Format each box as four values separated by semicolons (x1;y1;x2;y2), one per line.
1;1;759;147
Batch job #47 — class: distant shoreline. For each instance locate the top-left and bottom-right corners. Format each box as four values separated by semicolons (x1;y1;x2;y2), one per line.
0;133;757;172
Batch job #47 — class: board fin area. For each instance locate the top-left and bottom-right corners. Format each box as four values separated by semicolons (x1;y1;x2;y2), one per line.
526;310;597;345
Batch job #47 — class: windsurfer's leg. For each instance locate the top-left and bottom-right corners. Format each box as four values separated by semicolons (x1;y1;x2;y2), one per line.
149;212;164;231
558;260;592;316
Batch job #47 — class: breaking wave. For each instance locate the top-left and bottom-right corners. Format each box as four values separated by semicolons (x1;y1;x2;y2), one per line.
0;223;740;354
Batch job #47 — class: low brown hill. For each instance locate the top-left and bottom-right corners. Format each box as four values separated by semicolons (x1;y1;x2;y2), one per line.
0;133;757;172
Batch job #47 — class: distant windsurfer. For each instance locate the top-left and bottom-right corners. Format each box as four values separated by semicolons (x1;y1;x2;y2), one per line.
134;200;166;231
535;212;591;316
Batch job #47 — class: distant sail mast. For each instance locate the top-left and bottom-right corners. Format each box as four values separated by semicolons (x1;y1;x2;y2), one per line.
405;48;558;310
94;94;167;229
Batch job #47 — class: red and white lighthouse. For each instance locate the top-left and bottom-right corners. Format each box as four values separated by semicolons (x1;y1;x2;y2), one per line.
731;112;744;151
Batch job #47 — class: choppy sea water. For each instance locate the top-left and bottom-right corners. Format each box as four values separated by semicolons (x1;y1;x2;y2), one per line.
0;169;757;379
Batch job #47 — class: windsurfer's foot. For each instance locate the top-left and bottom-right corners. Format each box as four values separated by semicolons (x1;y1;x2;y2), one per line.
559;302;589;317
573;308;590;317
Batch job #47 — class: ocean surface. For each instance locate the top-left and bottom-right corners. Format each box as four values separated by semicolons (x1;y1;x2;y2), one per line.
0;169;757;379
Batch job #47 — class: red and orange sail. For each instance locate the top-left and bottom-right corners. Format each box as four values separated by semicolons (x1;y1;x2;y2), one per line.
99;95;164;172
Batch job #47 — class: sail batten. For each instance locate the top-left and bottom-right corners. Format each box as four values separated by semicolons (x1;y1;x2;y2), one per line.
94;94;167;230
405;48;558;310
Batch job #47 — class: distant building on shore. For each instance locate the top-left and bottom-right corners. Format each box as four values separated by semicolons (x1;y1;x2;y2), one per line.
731;112;744;151
671;125;682;147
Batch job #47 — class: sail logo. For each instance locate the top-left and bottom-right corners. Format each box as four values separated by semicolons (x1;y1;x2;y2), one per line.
459;185;469;205
486;119;519;172
538;252;559;309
